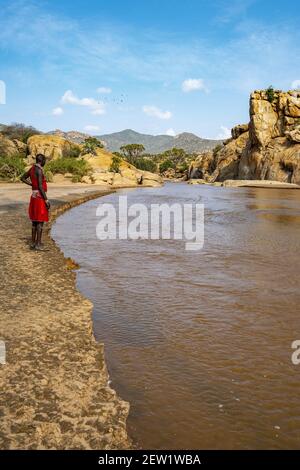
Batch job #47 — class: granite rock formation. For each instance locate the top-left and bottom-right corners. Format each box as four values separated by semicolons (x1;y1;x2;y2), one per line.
189;90;300;185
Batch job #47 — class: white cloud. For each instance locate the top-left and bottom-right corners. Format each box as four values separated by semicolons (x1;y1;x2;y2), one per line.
84;125;100;132
142;105;172;120
291;80;300;90
61;90;106;115
166;128;176;136
52;106;63;116
216;126;231;139
96;87;112;94
182;78;208;93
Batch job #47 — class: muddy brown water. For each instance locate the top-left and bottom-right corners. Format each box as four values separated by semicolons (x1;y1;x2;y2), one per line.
52;182;300;449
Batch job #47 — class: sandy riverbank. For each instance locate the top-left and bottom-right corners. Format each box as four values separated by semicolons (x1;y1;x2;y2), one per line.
0;183;131;449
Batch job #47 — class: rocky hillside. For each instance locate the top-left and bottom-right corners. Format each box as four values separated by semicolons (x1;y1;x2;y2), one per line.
97;129;222;154
0;131;162;188
189;89;300;185
47;129;90;144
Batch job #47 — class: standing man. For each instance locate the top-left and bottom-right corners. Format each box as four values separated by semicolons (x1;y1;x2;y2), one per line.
21;154;50;250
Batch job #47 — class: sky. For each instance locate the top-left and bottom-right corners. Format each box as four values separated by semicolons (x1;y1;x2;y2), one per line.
0;0;299;139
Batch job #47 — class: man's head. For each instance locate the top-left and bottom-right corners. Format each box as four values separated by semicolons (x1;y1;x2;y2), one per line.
36;154;46;167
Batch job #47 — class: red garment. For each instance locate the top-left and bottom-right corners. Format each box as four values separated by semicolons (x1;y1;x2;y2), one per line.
28;165;49;222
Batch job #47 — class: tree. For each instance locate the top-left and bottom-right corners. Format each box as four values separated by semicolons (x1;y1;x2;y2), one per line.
159;159;175;174
81;137;104;155
119;144;145;164
110;154;122;173
161;147;187;165
1;122;40;143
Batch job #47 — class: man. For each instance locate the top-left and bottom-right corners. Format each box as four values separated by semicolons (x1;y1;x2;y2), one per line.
21;154;50;250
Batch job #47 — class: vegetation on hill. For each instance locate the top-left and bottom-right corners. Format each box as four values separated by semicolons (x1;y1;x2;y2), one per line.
0;122;41;143
115;143;195;178
81;137;104;155
0;154;25;181
97;129;223;154
45;158;92;183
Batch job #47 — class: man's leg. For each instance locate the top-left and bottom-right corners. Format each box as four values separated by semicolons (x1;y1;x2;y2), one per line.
35;222;44;249
31;221;38;249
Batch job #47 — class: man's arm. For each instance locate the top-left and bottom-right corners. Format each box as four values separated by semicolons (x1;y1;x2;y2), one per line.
36;166;50;210
21;169;32;186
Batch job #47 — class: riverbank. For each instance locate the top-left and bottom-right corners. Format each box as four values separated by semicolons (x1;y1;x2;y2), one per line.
0;183;131;449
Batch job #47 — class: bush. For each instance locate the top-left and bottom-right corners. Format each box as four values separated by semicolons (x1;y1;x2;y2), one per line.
110;155;122;173
131;157;157;172
0;154;26;181
67;145;81;158
45;158;91;181
159;159;175;174
266;86;275;103
44;170;54;182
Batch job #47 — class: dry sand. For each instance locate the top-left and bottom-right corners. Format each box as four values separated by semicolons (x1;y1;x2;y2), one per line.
0;182;131;449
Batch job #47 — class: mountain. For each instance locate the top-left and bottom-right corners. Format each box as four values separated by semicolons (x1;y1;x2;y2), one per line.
96;129;222;154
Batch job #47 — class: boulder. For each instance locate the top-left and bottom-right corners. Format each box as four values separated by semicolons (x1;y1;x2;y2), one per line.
188;151;214;180
285;125;300;143
231;124;249;139
27;135;80;160
0;134;19;156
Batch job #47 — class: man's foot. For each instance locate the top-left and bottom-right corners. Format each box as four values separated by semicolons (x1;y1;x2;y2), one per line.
30;243;36;250
35;244;47;251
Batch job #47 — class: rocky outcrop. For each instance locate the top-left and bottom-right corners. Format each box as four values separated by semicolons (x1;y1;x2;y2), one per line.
47;129;91;144
188;151;214;180
189;89;300;185
82;149;163;188
0;134;20;156
27;135;81;160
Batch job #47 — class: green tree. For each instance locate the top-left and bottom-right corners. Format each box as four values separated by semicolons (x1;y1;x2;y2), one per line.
119;144;145;164
110;154;122;173
161;147;187;165
81;137;104;155
132;157;157;172
159;159;175;174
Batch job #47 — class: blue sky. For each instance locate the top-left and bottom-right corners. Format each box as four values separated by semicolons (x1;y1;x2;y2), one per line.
0;0;299;138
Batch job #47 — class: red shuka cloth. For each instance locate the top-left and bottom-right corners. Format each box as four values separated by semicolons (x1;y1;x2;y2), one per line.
28;165;49;222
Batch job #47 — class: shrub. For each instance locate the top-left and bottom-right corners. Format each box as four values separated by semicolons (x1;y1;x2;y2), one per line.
131;157;157;172
0;154;26;181
44;170;54;182
67;145;81;158
266;86;275;103
45;158;92;181
110;155;122;173
159;159;175;174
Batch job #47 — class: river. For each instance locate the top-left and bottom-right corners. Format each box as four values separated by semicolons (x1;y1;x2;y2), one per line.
52;182;300;449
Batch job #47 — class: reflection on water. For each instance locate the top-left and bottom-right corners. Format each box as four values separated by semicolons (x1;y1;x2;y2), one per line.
52;183;300;449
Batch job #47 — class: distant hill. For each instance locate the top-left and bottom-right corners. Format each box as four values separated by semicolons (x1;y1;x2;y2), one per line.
46;128;223;154
96;129;222;154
